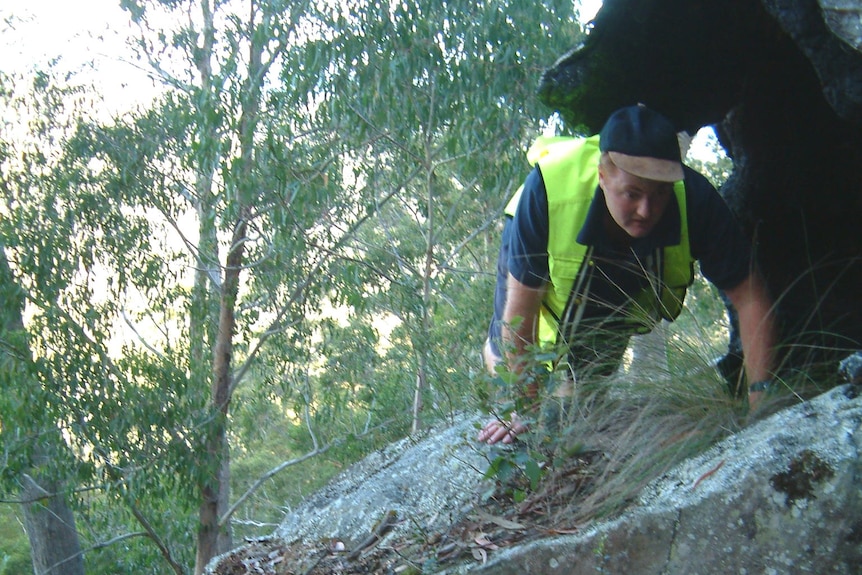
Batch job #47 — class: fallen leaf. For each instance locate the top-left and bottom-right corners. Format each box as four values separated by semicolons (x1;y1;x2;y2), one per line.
473;535;498;550
545;527;580;535
474;509;526;531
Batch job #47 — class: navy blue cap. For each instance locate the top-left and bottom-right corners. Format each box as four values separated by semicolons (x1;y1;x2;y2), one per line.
599;105;684;182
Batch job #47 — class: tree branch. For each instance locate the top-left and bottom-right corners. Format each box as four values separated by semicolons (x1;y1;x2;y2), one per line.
127;500;185;575
43;532;150;575
218;416;396;528
218;443;331;529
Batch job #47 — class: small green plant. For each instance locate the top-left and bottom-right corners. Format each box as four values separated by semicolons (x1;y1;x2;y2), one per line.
478;341;568;502
592;533;609;573
483;444;547;503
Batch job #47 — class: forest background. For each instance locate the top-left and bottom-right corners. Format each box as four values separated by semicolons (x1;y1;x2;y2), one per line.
0;0;731;573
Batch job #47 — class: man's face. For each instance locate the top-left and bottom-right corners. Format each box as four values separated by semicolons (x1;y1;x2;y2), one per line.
599;162;674;238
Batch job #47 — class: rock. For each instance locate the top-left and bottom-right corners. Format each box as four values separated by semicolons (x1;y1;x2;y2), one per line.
271;413;487;546
821;0;862;51
204;413;490;574
840;351;862;383
208;385;862;574
763;0;862;124
443;385;862;574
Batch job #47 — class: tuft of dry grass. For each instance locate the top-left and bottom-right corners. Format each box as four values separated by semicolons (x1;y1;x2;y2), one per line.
479;316;751;527
522;358;743;527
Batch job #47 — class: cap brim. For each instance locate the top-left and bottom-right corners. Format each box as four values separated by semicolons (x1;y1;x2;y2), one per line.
608;151;684;182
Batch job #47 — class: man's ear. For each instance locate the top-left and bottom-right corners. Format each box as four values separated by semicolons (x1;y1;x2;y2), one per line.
597;163;607;191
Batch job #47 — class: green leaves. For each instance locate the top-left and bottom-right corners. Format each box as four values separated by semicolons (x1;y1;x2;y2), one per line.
483;446;547;503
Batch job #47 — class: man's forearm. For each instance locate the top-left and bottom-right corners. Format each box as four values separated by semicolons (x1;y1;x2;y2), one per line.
726;273;778;386
501;311;537;370
501;273;546;393
740;310;777;384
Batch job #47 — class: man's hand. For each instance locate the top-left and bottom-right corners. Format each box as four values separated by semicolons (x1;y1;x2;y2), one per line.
477;413;528;444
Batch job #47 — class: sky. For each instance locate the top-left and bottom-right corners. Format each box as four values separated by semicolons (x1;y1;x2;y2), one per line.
1;0;123;62
578;0;603;23
1;1;604;68
1;0;164;114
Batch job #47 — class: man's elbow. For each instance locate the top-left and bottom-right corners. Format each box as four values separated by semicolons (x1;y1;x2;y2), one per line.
724;273;771;311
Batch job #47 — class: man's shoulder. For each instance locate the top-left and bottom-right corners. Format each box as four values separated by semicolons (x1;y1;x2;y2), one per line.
682;166;725;216
682;165;716;196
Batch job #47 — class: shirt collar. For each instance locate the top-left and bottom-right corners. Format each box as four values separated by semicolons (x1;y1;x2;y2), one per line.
576;186;681;254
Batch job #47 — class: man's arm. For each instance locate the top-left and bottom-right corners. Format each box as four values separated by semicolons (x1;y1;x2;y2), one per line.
723;272;777;408
500;273;546;377
477;273;545;444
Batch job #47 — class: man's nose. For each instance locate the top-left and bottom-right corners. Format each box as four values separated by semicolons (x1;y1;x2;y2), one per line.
636;198;653;219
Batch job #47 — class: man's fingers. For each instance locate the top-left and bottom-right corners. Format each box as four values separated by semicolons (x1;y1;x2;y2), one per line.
477;421;503;443
492;424;516;444
477;418;525;444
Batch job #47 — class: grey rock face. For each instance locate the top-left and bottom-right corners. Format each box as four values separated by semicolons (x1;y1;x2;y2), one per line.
273;413;488;547
209;386;862;574
821;0;862;51
840;352;862;383
445;385;862;575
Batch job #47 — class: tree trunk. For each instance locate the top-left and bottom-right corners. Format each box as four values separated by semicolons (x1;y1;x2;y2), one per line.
2;248;84;575
413;160;436;433
194;218;245;574
192;1;235;571
21;474;85;575
412;367;425;434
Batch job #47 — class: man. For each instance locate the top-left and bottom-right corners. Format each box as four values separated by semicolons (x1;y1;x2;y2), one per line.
478;105;777;445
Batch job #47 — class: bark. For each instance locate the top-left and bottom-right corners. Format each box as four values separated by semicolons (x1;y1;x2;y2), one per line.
194;0;265;569
2;249;84;575
194;216;244;574
192;0;236;571
21;475;85;575
413;147;437;433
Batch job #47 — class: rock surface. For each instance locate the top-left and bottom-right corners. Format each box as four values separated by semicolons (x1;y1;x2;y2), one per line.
272;414;487;547
205;413;491;574
208;385;862;574
447;384;862;574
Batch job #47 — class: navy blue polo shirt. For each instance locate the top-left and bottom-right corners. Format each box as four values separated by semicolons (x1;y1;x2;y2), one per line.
509;164;751;289
488;164;752;350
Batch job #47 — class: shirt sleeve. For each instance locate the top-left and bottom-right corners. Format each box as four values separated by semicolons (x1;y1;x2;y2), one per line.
507;167;550;288
684;167;752;290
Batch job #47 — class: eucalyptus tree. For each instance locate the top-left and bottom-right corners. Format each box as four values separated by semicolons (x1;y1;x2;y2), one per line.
0;70;99;575
73;0;380;571
0;251;86;575
1;2;373;573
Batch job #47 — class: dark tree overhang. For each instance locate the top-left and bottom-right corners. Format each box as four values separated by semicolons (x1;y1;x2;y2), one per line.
538;0;862;369
540;0;764;133
540;0;862;133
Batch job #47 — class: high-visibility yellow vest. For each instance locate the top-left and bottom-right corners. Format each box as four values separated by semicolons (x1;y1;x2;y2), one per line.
505;135;694;348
